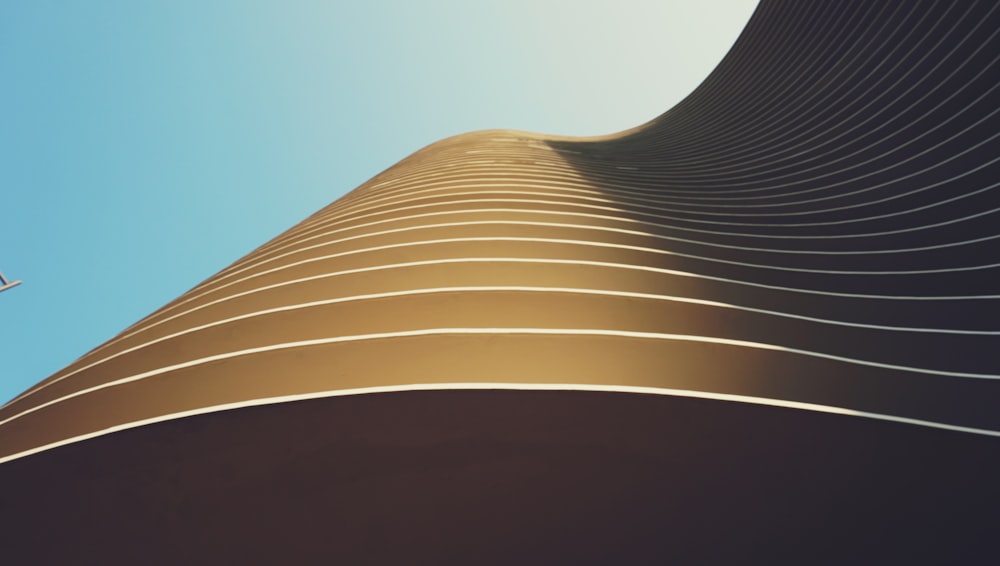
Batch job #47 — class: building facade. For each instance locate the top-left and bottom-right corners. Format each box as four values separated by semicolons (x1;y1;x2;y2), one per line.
2;1;999;563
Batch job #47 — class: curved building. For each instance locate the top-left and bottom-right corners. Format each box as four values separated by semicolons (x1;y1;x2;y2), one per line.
2;1;999;563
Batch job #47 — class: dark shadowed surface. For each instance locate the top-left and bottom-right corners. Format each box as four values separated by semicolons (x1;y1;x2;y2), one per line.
2;390;996;565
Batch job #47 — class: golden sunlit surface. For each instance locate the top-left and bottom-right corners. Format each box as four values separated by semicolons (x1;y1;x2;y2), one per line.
2;117;998;461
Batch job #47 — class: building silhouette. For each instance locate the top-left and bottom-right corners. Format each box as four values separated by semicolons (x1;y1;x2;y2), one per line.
2;1;999;563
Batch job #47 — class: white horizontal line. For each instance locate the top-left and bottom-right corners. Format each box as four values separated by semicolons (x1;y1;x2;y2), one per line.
4;326;999;435
154;228;1000;325
219;198;1000;285
1;381;997;467
76;254;1000;369
12;284;992;410
276;196;1000;246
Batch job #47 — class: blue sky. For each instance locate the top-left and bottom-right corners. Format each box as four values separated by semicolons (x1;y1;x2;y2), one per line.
0;1;757;404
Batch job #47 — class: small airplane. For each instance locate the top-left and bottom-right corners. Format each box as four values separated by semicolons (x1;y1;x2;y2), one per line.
0;272;21;293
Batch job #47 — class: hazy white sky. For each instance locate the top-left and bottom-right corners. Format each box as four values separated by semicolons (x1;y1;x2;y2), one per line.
0;1;758;402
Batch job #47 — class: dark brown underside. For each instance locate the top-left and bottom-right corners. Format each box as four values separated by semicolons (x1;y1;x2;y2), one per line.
1;389;996;565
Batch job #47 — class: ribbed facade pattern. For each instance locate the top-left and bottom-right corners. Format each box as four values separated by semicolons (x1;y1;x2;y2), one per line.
2;0;998;464
1;2;999;562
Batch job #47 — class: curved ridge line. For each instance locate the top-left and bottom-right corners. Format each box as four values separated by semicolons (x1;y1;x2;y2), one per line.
2;382;998;467
4;327;999;432
127;231;1000;329
10;284;994;411
73;256;1000;370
